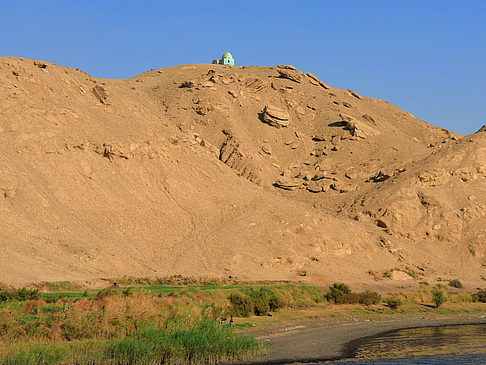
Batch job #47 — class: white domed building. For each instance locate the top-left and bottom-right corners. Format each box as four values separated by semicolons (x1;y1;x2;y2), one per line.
212;52;235;66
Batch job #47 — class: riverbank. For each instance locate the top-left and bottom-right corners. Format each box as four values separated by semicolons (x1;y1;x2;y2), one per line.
233;311;486;364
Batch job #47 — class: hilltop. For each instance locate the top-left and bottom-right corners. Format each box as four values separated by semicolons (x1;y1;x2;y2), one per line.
0;57;484;287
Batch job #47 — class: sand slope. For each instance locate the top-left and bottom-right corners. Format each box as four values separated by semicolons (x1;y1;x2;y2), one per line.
0;58;484;286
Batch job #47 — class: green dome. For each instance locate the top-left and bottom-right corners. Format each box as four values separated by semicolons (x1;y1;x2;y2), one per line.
222;52;233;59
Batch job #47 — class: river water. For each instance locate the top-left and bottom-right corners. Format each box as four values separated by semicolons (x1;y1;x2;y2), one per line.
333;323;486;364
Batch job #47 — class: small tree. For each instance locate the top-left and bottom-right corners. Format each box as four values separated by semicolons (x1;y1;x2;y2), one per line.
326;283;351;303
432;288;446;308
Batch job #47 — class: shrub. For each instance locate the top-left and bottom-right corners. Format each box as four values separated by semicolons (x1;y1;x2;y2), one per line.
326;283;351;303
432;289;446;308
0;288;39;302
228;294;252;317
358;291;381;305
448;279;463;289
472;289;486;303
385;297;402;310
334;291;381;305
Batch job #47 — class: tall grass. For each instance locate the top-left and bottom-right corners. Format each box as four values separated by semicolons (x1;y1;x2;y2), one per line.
0;319;260;364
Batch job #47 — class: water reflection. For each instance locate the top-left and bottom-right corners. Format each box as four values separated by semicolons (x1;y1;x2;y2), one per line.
342;324;486;363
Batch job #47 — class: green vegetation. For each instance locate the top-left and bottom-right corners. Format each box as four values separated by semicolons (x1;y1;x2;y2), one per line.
432;288;446;308
384;297;403;310
0;288;40;302
473;289;486;303
448;279;463;289
324;283;380;305
0;320;260;364
0;278;483;364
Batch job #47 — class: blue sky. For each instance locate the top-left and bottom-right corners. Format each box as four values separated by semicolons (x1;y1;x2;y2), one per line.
1;0;485;135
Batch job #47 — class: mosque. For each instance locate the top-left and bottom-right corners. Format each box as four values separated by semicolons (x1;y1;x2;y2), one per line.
212;52;235;66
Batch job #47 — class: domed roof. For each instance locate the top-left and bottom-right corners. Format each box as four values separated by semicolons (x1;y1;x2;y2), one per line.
222;52;233;59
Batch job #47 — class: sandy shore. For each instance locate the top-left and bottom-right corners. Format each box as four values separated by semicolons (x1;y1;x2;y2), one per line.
229;311;486;364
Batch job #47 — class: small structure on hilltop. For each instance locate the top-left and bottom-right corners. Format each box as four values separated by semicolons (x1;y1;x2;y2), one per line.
212;52;235;66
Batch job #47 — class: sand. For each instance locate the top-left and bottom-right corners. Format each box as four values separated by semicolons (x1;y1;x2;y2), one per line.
0;57;485;288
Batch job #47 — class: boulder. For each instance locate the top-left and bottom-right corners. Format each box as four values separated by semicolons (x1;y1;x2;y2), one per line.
338;113;380;138
277;69;302;83
274;175;301;190
348;89;362;99
306;73;330;89
262;105;290;128
277;65;297;70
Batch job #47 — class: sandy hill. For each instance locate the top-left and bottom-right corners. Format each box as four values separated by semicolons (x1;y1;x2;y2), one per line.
0;57;484;288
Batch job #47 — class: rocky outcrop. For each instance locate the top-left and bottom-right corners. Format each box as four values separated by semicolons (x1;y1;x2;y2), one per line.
92;85;108;104
337;113;380;138
277;69;302;83
306;73;330;89
219;136;261;184
262;105;290;128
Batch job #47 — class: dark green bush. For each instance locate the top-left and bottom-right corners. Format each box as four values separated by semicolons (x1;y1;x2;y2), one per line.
385;297;402;310
0;288;39;302
472;289;486;303
358;291;381;305
335;291;381;305
228;294;253;317
432;288;446;308
325;283;351;303
448;279;463;288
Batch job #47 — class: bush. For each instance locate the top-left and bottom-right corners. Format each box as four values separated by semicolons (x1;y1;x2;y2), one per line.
472;289;486;303
385;297;402;310
228;294;253;317
432;289;446;308
448;279;463;288
334;291;381;305
326;283;351;303
0;288;39;302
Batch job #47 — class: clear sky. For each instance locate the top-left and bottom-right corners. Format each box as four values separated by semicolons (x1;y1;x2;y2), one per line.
1;0;485;135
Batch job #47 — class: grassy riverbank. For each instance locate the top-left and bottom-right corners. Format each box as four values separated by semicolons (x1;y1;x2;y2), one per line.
0;278;484;364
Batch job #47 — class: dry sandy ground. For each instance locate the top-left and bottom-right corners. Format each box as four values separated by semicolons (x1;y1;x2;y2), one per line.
233;312;486;364
0;57;485;288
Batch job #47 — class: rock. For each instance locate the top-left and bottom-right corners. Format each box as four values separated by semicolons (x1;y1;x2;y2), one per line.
376;219;388;228
477;125;486;133
277;69;302;83
342;102;352;108
219;136;261;184
92;85;108;104
179;81;194;88
274;175;301;190
312;135;327;142
277;65;297;70
362;114;376;124
34;61;47;69
306;181;323;193
338;113;380;138
368;171;391;183
306;73;330;89
262;145;272;155
297;269;307;276
330;181;353;193
348;89;362;99
262;105;290;128
12;71;19;77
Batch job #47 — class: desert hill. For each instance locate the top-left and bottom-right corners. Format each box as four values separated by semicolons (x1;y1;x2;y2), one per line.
0;57;483;287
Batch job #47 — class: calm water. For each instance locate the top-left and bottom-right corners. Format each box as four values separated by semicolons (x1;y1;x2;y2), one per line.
333;324;486;364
